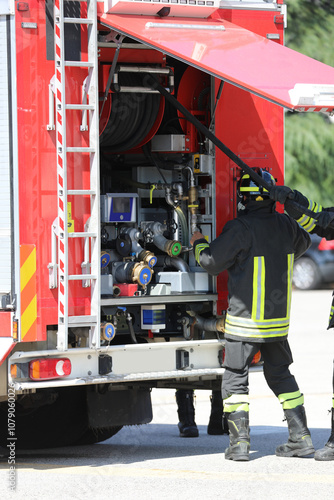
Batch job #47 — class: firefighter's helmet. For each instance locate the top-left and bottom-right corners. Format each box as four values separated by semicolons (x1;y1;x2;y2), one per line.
237;167;276;201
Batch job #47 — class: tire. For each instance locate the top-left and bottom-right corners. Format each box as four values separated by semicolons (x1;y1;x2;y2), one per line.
293;257;321;290
0;387;122;450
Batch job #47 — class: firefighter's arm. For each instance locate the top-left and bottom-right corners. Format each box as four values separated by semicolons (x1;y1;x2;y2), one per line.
285;191;334;240
192;220;248;275
284;190;324;234
291;219;312;260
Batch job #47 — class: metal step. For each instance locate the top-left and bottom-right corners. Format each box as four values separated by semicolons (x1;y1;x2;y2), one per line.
68;274;97;280
63;18;93;25
68;232;97;238
64;61;94;68
68;315;97;326
66;147;96;153
67;189;96;195
65;104;95;111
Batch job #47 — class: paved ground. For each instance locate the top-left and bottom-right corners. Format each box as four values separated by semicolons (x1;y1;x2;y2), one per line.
1;290;333;499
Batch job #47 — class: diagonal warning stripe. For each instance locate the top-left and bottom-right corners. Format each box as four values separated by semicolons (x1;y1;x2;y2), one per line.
20;245;37;342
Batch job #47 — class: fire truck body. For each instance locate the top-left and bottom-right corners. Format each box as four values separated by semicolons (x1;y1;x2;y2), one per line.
1;0;334;448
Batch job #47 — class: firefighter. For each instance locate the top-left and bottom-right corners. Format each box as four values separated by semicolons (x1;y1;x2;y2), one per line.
175;388;226;437
270;185;334;461
190;168;313;461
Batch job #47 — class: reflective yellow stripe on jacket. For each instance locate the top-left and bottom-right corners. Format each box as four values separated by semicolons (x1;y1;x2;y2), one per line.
329;304;334;328
225;253;294;340
194;242;209;265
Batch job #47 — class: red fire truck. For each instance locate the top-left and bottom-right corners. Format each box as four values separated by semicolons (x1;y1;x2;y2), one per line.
1;0;334;448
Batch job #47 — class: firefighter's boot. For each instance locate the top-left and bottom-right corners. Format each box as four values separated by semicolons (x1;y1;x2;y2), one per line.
314;408;334;461
225;411;250;461
207;390;226;435
176;389;199;438
275;405;315;457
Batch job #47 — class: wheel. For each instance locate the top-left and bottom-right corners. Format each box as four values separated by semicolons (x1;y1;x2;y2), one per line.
0;387;87;449
0;387;122;449
293;257;321;290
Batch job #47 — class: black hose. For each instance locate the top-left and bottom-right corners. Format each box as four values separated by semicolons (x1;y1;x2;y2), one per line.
100;73;162;152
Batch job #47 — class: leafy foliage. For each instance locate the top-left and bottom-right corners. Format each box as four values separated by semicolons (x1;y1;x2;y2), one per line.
284;0;334;206
285;113;334;207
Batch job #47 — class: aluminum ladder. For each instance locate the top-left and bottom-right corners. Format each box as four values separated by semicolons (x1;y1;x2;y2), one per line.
54;0;100;351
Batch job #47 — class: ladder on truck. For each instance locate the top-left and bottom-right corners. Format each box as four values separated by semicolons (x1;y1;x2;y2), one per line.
54;0;100;351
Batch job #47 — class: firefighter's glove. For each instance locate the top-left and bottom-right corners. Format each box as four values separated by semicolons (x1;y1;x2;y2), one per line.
315;210;334;229
269;185;293;204
190;231;205;247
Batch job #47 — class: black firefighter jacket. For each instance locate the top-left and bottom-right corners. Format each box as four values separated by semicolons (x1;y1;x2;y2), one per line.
193;200;311;343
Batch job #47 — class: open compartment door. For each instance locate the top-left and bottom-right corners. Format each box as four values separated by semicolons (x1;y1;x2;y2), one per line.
98;13;334;112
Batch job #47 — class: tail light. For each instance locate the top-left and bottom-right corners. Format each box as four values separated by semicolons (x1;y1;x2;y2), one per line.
318;238;334;251
29;358;71;380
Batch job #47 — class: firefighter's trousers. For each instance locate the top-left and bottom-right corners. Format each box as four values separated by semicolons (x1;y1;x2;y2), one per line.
222;338;299;400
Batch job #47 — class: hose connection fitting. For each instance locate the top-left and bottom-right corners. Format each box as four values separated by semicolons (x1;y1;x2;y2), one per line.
114;261;153;287
120;227;157;267
138;250;157;268
145;221;182;257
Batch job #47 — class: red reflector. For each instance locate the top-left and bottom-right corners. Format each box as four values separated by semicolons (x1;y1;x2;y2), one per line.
318;238;334;251
251;350;261;365
29;358;71;380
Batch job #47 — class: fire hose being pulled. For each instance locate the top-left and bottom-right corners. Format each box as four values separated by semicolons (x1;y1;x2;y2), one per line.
148;75;334;230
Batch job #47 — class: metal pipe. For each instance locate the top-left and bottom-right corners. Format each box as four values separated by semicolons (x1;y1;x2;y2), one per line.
157;255;190;273
146;222;182;257
126;313;137;344
193;314;225;333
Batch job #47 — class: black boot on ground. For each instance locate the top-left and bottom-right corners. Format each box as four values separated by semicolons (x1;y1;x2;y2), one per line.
275;405;315;457
314;408;334;461
207;391;228;435
225;410;250;461
176;389;199;438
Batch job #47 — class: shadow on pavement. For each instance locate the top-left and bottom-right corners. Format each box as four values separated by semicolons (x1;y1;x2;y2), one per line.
0;424;330;467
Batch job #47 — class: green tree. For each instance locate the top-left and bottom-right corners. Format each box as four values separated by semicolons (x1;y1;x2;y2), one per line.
284;0;334;206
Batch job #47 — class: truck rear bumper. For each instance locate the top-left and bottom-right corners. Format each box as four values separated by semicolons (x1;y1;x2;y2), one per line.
9;339;226;391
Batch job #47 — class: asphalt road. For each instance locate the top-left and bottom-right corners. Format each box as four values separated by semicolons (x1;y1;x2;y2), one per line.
1;290;334;499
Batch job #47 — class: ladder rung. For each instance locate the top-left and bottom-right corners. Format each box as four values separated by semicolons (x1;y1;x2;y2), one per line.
68;274;97;280
66;147;96;153
64;61;94;68
65;104;95;111
68;232;97;238
68;315;97;326
64;18;93;25
68;189;96;195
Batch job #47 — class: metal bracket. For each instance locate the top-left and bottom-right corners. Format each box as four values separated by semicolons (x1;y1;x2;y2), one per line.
80;77;89;131
112;65;174;94
81;218;91;288
47;75;56;131
99;31;125;119
48;218;58;289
